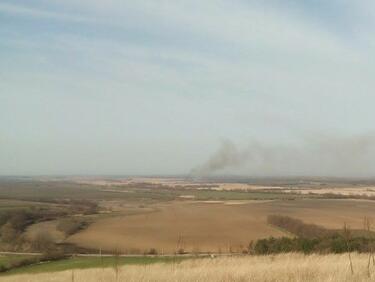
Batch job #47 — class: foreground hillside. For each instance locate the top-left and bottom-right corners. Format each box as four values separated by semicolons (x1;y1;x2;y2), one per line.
1;253;375;282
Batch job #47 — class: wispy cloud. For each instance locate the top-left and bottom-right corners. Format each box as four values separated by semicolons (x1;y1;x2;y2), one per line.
0;2;93;23
1;1;375;175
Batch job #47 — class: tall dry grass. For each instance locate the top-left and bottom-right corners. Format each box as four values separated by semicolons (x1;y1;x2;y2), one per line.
1;253;375;282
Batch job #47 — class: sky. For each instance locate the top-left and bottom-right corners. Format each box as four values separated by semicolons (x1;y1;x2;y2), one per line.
1;1;375;176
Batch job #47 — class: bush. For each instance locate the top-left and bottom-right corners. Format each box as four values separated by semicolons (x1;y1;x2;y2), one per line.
330;236;347;253
146;248;158;255
8;257;39;269
0;209;68;245
267;215;332;238
0;222;18;243
41;249;69;261
30;231;54;251
298;238;319;253
57;218;88;236
177;248;186;255
252;235;375;255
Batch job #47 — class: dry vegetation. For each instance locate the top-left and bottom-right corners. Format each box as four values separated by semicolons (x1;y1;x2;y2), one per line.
2;253;375;282
67;201;286;253
267;215;332;238
67;199;375;254
3;177;375;278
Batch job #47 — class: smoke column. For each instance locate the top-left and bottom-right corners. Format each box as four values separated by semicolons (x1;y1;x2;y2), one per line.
191;134;375;178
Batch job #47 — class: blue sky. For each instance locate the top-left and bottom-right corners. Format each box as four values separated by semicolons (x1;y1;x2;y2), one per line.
1;1;375;176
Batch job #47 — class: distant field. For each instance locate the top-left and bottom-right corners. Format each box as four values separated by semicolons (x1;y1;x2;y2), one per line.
0;179;300;203
2;179;375;256
67;199;375;253
1;253;373;282
284;187;375;197
67;201;286;253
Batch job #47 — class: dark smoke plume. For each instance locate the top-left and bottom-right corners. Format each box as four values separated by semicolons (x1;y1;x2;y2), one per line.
191;134;375;178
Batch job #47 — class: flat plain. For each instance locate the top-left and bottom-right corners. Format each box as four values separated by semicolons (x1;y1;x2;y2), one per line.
67;198;375;253
2;177;375;254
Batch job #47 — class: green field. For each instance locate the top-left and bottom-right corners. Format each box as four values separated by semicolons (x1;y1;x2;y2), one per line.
0;255;35;269
0;256;193;276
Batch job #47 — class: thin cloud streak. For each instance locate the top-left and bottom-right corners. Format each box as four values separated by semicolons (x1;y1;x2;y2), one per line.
1;1;375;175
0;3;93;24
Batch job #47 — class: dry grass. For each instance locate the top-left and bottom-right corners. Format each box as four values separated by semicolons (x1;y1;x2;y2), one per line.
2;253;375;282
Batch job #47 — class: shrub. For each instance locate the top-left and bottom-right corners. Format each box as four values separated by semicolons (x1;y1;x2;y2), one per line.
298;238;319;254
330;237;348;253
0;209;68;245
0;222;18;243
57;218;88;236
267;215;332;238
146;248;158;255
177;248;186;255
41;249;69;261
30;231;54;252
252;235;375;255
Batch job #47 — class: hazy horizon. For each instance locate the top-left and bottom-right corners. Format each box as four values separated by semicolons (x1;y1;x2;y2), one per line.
1;1;375;177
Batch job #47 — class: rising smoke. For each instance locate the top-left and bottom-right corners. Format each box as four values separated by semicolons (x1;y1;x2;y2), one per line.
191;134;375;178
